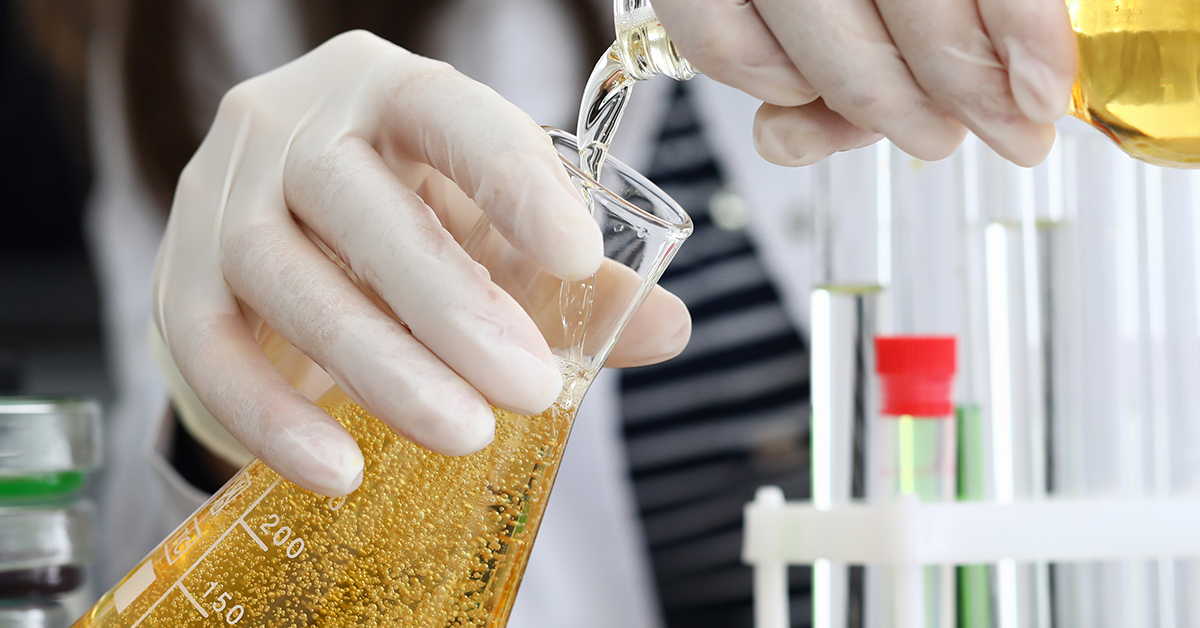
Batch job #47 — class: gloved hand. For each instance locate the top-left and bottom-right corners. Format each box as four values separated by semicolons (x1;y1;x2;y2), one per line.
153;30;690;497
653;0;1078;167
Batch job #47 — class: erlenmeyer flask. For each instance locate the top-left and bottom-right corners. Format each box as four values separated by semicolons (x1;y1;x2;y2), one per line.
71;129;691;628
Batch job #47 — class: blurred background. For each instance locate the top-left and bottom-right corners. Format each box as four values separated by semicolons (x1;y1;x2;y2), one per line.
0;0;110;406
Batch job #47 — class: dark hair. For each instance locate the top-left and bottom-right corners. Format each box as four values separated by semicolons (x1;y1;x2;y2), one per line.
122;0;608;208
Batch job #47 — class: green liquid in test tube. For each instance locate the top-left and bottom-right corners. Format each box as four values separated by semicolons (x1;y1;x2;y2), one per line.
956;403;993;628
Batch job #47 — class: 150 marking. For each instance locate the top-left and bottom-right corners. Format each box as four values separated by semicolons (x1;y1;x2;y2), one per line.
201;582;244;625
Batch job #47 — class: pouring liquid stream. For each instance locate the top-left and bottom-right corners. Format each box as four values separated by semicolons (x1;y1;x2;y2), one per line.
560;46;633;365
563;8;698;361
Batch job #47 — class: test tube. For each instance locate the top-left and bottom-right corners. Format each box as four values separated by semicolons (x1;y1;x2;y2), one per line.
955;137;997;628
811;143;891;628
1134;159;1183;628
872;337;957;628
967;130;1068;628
870;147;962;628
1167;167;1200;626
1043;120;1167;628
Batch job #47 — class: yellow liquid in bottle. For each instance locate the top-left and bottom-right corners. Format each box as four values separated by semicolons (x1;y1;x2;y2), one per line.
612;7;696;83
1069;0;1200;167
72;361;590;628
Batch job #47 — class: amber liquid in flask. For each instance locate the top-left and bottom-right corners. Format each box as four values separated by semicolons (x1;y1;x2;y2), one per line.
72;363;588;628
1068;0;1200;167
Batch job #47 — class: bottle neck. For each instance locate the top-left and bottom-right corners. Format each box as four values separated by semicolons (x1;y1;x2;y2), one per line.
612;33;696;82
611;0;697;81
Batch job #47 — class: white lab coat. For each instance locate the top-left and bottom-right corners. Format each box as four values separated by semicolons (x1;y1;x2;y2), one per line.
85;1;815;626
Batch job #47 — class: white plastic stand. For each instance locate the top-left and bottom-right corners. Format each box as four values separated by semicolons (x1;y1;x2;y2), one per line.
741;486;1200;628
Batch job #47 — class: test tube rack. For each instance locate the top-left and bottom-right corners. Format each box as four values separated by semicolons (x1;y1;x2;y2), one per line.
741;486;1200;628
758;124;1200;628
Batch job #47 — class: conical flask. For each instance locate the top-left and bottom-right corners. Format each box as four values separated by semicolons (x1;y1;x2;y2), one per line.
71;129;691;628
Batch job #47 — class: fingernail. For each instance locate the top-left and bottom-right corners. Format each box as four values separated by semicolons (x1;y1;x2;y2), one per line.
753;121;832;167
551;212;604;281
277;426;364;496
433;385;496;455
753;105;841;167
512;348;563;415
1005;37;1073;125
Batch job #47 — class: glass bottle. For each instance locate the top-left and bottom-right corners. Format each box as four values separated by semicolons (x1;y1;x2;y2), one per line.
1068;0;1200;168
0;397;102;626
0;397;101;502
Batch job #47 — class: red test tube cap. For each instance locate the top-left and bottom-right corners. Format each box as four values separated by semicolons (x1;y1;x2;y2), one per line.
874;335;957;417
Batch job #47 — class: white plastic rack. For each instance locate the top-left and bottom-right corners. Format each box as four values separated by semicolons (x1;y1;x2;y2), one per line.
741;486;1200;628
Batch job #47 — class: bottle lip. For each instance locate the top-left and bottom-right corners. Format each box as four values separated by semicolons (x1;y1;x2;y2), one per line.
0;397;102;480
875;336;956;417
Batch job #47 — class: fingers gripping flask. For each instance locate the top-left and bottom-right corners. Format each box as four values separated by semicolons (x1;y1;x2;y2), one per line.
71;130;691;628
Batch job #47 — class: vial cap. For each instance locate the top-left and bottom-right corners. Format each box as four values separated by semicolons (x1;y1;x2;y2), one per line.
874;336;956;418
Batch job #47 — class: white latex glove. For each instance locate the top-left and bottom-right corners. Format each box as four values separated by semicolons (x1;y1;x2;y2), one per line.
653;0;1079;167
153;31;690;497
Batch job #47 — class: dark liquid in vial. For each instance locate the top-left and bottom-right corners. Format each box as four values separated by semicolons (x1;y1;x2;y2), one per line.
0;565;83;599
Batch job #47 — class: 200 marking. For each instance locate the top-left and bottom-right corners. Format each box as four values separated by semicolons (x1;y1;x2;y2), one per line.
259;514;305;558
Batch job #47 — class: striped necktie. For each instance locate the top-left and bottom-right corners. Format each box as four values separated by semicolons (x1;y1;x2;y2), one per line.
619;83;813;628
